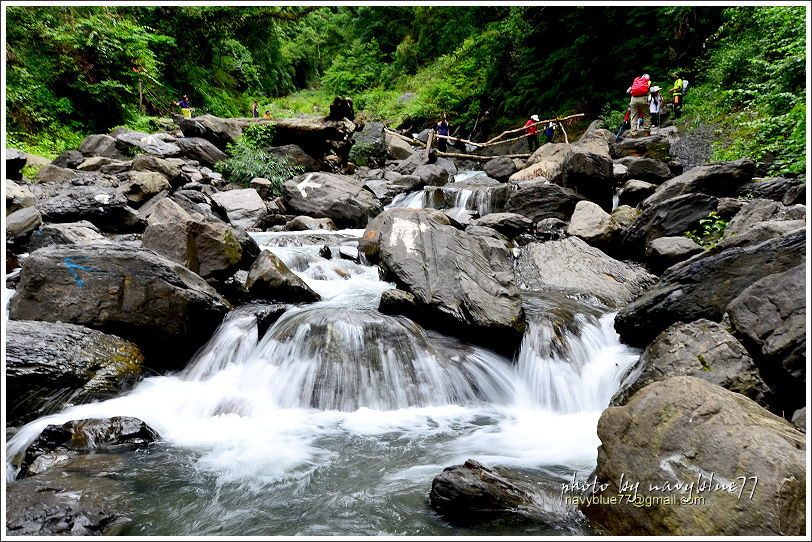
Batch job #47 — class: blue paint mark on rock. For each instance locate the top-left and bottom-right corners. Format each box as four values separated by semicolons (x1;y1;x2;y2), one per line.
63;258;99;287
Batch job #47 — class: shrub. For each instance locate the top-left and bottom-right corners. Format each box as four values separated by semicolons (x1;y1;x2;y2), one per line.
685;211;728;249
214;135;302;195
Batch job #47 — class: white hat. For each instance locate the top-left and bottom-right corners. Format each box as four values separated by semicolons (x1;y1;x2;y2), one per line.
531;114;539;121
642;74;650;79
650;86;661;92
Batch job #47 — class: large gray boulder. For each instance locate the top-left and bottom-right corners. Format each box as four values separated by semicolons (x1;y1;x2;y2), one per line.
359;208;526;353
642;158;755;208
723;199;806;238
118;170;171;206
27;221;109;252
115;131;180;157
210;188;268;230
614;319;770;406
6;321;143;426
79;134;123;158
470;212;534;238
352;121;386;157
583;376;806;535
6;206;42;243
726;264;805;411
36;185;145;233
483;156;517;181
176;137;228;167
715;219;805;251
566;200;620;249
504;180;585;222
385;133;416;160
131;154;184;187
36;164;77;184
245;249;321;303
178;114;245;150
618;179;657;208
6;179;37;214
281;172;382;228
737;177;804;203
616;156;672;184
609;133;672;160
516;237;656;308
9;244;230;365
615;229;805;347
52;150;84;169
620;193;717;258
644;236;704;274
262;143;321;172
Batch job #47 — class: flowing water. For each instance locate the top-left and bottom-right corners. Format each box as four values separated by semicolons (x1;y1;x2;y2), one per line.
6;228;640;536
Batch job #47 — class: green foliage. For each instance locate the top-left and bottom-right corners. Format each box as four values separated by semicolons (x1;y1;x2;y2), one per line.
685;211;729;249
348;142;376;167
214;136;302;195
241;124;277;149
322;40;384;96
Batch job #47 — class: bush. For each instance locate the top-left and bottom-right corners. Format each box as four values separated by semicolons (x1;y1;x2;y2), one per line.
214;134;302;195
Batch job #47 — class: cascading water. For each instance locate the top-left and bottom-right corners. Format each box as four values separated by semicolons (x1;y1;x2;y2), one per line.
6;226;640;535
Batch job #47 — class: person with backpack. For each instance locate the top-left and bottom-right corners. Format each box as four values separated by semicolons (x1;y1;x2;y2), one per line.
648;86;663;127
626;74;652;138
670;72;685;119
524;114;540;151
433;116;450;152
544;121;556;143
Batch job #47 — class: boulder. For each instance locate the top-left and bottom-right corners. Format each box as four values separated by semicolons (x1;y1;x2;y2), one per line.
609;205;641;229
618;179;657;208
285;216;337;231
36;185;145;233
620;193;717;258
145;197;193;226
245;250;321;303
378;288;420;319
726;264;805;412
27;221;109;251
352;121;386;156
281;172;382;228
470;212;534;238
6;179;37;214
6;147;28;180
35;164;77;184
131;154;184;187
176;137;228;167
642;158;755;208
723;198;806;238
614;319;770;406
504;180;585;222
118;170;171;205
583;376;806;536
714;219;805;251
617;156;672;184
6;321;143;427
210;188;268;230
792;407;806;432
115;131;180;157
17;417;158;479
612;162;629;183
9;243;230;365
644;236;704;274
483;156;517;181
359;208;526;354
79;134;123;158
6;206;42;242
385;133;416;160
262;143;321;172
715;196;748;219
177;114;245;150
429;459;535;517
566;200;619;249
51;150;84;169
782;182;806;206
609;133;672;160
412;163;450;186
363;175;424;206
737;177;804;202
516;237;656;308
272;114;357;165
614;229;805;347
250;177;273;199
76;156;127;173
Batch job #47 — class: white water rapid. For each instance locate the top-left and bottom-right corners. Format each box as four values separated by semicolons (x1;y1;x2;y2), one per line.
6;228;640;535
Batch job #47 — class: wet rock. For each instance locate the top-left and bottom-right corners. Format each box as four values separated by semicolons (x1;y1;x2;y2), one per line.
27;221;109;251
471;212;534;238
644;236;704;274
617;156;672;184
36;185;145;233
615;229;805;347
285;215;337;231
378;288;420;319
6;179;37;214
516;237;656;308
6;321;143;427
245;250;321;303
359;208;525;354
9;243;230;365
614;319;771;406
281;172;382;228
643;158;755;208
583;376;806;535
413;163;450;186
505;180;585;222
6;147;28;180
338;246;360;262
210;188;268;230
620;193;717;258
18;417;159;479
363;175;424;206
726;264;806;413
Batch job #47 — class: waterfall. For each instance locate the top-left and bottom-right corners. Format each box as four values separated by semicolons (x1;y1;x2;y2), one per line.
387;190;426;209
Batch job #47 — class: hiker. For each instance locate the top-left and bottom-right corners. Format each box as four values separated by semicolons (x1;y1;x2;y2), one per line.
433;116;450;152
544;121;556;143
669;72;684;119
175;95;193;118
524;114;540;151
263;110;272;119
648;86;663;127
251;100;260;119
615;107;632;142
626;74;651;137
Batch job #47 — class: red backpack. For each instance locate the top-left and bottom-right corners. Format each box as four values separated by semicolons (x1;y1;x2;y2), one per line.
630;77;650;96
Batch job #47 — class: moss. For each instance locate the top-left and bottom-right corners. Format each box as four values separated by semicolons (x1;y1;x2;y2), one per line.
221;228;243;265
698;355;712;372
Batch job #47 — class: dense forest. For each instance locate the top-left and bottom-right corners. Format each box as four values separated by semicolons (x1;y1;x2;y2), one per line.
5;4;807;175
